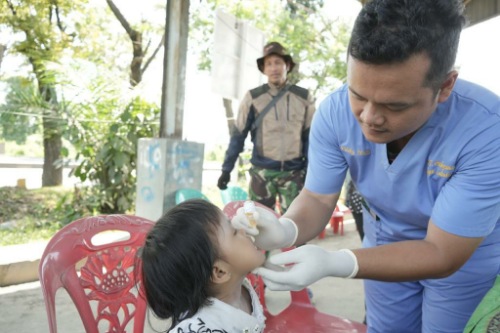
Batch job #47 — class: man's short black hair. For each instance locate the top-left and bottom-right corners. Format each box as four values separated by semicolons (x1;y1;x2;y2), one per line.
348;0;466;90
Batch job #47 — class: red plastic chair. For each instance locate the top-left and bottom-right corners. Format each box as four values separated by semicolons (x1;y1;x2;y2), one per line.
248;272;367;332
38;215;155;333
223;202;367;332
330;205;345;236
319;205;347;239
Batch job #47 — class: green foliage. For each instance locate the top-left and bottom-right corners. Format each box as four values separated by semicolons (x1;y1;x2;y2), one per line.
1;0;165;199
67;94;160;214
2;1;71;54
190;0;350;97
0;0;87;84
52;186;102;225
0;77;43;143
0;187;71;245
0;180;223;246
0;0;91;186
286;0;324;15
4;135;44;157
0;186;104;245
205;144;227;161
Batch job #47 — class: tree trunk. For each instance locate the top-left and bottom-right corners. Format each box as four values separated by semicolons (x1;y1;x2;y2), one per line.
105;0;146;87
42;122;63;187
130;30;143;87
223;97;235;135
222;97;244;182
33;65;63;187
7;1;65;187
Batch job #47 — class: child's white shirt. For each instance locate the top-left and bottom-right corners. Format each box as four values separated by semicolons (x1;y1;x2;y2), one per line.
169;278;266;333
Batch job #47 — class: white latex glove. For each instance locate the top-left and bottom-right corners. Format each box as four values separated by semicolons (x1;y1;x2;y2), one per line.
231;206;298;251
253;244;359;291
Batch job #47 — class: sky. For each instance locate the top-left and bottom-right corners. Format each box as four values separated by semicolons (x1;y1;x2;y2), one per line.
455;16;500;94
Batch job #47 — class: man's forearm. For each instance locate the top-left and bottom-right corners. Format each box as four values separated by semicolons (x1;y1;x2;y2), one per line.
284;189;339;245
353;236;480;281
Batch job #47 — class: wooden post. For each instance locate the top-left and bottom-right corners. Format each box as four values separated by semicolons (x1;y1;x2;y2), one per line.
16;179;26;189
159;0;190;139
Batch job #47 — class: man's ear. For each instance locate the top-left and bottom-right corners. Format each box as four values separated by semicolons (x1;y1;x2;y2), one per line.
437;70;458;103
212;260;231;284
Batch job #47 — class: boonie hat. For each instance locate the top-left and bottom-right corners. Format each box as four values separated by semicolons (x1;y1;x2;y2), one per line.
256;42;296;73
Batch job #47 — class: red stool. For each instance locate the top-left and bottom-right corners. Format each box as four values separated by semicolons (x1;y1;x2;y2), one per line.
330;206;344;236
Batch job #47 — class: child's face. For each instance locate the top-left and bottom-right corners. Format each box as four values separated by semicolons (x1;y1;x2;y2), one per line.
216;213;266;275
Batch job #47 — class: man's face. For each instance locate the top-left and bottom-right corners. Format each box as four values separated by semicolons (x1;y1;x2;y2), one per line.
347;53;444;145
263;54;288;86
216;213;265;275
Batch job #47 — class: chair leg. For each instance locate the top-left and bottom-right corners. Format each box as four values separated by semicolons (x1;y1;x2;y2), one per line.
318;228;326;239
333;218;339;234
43;291;58;333
330;214;344;235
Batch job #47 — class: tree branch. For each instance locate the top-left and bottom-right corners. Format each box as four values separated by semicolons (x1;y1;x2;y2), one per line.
5;0;17;16
52;0;66;32
106;0;135;39
286;0;314;14
106;0;146;86
141;33;164;75
143;38;152;55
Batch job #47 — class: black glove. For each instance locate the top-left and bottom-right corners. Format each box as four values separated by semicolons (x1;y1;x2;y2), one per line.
217;171;230;190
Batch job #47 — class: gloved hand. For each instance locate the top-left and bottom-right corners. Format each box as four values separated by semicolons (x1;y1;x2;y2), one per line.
253;244;359;291
231;205;298;250
217;171;230;190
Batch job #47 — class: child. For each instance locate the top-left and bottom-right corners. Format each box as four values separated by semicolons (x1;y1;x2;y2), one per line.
141;199;266;333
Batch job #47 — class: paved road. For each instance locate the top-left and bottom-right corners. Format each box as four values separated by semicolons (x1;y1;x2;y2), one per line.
0;155;223;190
0;155;79;189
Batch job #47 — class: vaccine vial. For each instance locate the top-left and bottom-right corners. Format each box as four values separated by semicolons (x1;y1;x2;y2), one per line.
243;201;258;228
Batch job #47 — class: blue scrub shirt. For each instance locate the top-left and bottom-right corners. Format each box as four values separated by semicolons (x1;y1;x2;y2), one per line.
305;79;500;332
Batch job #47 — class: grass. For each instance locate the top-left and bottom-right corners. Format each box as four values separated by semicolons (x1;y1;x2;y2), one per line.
0;183;230;247
0;186;73;246
0;139;235;246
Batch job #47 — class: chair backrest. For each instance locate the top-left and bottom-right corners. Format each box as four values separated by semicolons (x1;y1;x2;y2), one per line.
175;188;210;204
220;185;248;205
38;215;155;333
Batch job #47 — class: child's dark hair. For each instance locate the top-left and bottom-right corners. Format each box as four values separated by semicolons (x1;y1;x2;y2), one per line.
348;0;466;92
140;199;222;329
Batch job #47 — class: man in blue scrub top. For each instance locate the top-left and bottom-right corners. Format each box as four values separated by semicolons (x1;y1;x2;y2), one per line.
232;0;500;332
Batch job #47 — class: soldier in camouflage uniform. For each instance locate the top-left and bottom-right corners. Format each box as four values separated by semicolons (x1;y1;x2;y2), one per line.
217;42;315;214
247;167;304;214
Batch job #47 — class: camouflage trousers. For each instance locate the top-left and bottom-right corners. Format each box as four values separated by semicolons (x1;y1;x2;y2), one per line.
248;166;305;214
